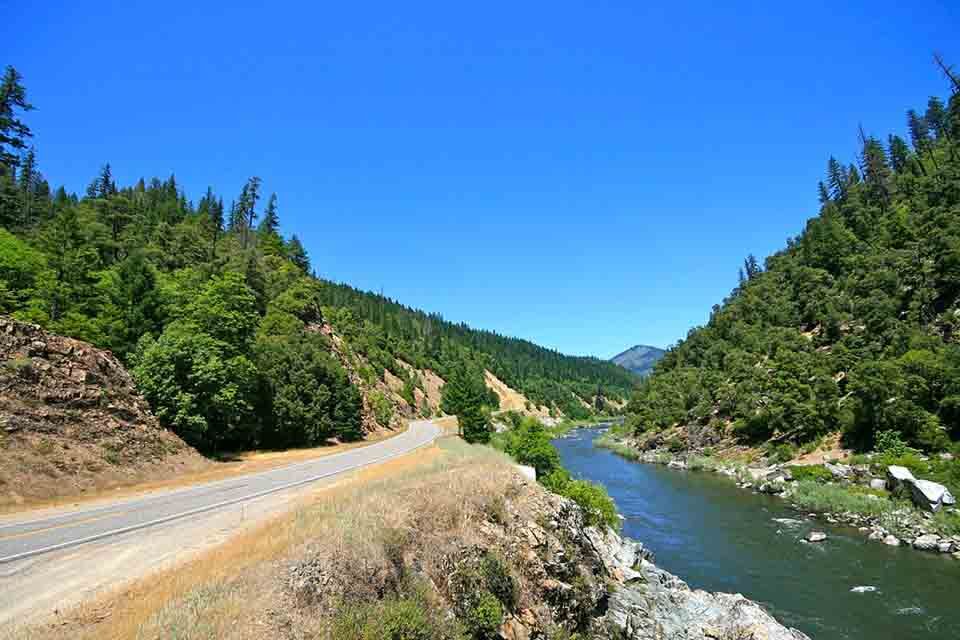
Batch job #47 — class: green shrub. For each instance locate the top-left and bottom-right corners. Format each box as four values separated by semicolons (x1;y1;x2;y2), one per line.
463;591;502;640
543;470;619;529
790;480;892;517
788;464;834;484
769;443;798;464
331;590;458;640
370;391;394;427
874;429;909;457
480;553;516;611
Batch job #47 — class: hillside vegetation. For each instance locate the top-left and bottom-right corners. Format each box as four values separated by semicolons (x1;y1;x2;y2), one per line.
0;65;632;454
625;63;960;457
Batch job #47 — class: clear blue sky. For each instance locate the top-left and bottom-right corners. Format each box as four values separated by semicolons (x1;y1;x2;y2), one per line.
5;1;958;358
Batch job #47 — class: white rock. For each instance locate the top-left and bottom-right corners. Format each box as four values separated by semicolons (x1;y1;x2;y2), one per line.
912;533;941;551
825;462;852;480
850;586;877;593
667;460;687;470
909;479;956;512
938;542;954;553
869;478;886;491
804;531;828;543
883;535;901;546
886;465;915;494
515;464;537;481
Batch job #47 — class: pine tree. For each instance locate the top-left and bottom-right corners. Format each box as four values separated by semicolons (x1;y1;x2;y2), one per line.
887;134;911;175
287;234;310;272
17;146;37;226
260;193;279;234
258;193;284;256
859;131;893;210
907;110;933;174
0;66;33;174
826;157;848;200
817;180;830;204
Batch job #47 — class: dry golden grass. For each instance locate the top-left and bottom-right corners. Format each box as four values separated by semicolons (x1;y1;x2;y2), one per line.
15;437;513;640
0;424;407;518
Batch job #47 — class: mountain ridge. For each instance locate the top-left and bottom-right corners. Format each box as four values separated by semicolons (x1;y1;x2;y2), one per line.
610;344;666;377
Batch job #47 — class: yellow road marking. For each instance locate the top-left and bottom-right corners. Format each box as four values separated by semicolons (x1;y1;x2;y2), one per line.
0;512;124;542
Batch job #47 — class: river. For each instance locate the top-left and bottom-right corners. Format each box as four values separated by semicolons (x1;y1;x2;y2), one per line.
553;426;959;639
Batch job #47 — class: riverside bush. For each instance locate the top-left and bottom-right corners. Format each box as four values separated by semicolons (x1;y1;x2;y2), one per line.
790;480;892;517
787;464;834;484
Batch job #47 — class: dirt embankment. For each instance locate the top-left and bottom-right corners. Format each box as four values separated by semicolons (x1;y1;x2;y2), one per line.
0;318;209;509
483;369;552;418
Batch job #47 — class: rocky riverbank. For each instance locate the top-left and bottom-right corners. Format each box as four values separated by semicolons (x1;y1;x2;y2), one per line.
286;440;809;640
599;434;960;560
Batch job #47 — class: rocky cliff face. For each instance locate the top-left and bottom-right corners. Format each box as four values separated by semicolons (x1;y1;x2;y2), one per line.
0;317;207;506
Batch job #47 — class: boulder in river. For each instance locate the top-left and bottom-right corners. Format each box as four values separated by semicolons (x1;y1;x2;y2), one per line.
883;535;901;546
804;531;828;543
909;478;956;512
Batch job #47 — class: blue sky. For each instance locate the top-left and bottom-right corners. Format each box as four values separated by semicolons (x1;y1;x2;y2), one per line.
5;1;958;358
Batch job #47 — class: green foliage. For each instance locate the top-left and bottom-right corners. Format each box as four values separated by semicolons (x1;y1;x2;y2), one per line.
442;366;493;443
370;391;394;428
768;443;798;464
787;464;834;484
543;470;620;529
480;553;517;611
789;480;892;517
132;322;259;451
331;589;462;640
496;417;562;477
874;429;909;457
462;590;503;640
493;416;620;528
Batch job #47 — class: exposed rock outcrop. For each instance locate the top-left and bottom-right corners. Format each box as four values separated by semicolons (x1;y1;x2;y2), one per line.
0;317;207;506
288;464;809;640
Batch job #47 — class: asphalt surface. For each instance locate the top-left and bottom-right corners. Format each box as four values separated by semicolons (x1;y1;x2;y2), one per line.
0;419;441;565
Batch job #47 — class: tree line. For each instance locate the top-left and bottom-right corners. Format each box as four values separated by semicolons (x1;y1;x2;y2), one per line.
626;59;960;455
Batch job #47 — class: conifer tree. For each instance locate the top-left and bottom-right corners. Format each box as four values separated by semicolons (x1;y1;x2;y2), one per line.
0;66;33;173
287;234;310;272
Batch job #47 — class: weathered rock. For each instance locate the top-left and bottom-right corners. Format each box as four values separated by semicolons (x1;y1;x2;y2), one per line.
825;462;853;480
869;478;887;491
909;479;956;512
912;534;941;551
883;535;901;546
886;465;915;495
515;464;537;481
804;531;828;543
938;542;954;553
604;559;810;640
667;460;687;470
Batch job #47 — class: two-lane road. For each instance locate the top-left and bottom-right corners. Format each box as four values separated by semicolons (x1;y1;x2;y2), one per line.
0;419;441;564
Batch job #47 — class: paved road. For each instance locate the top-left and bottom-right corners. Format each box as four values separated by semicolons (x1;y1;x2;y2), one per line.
0;419;441;564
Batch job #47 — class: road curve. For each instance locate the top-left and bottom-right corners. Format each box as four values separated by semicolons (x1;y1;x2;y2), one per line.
0;419;441;564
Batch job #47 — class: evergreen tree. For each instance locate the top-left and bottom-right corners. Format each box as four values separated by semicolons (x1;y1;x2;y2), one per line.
0;66;33;173
287;234;310;272
16;146;37;226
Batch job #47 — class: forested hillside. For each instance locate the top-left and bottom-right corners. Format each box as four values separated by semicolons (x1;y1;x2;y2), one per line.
626;62;960;455
0;65;632;453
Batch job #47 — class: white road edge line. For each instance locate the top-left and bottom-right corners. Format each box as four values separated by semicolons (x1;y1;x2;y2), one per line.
0;423;439;565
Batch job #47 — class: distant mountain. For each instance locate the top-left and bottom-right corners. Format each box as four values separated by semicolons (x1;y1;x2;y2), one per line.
611;345;666;377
